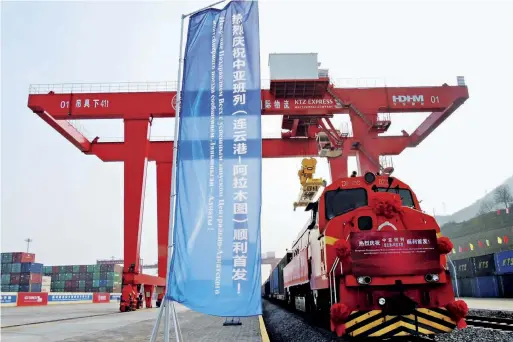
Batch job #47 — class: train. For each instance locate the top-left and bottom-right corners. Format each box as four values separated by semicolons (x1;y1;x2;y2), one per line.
262;168;469;339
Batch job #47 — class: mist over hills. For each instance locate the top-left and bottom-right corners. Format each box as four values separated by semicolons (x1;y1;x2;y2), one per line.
435;175;513;226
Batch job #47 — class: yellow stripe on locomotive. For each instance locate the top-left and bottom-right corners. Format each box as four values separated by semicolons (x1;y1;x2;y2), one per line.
344;308;457;338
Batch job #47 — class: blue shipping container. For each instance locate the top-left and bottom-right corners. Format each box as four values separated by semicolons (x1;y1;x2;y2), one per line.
452;258;475;278
495;250;513;275
498;275;513;298
455;277;475;297
472;254;496;277
30;283;42;292
474;276;500;298
20;262;43;274
99;279;108;287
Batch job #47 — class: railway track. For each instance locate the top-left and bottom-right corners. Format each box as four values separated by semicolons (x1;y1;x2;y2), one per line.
466;315;513;332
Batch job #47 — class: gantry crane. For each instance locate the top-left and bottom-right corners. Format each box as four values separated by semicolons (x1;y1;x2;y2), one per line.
27;53;469;312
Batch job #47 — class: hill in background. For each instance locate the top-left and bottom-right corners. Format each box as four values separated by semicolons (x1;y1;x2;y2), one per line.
435;174;513;226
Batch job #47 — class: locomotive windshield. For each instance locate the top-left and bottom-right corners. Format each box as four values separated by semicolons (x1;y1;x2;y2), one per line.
324;188;368;220
375;187;415;208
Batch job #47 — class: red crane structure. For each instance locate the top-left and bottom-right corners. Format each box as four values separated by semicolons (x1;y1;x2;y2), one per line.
27;61;469;311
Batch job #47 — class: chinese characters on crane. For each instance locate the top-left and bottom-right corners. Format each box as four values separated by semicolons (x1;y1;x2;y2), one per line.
60;99;110;109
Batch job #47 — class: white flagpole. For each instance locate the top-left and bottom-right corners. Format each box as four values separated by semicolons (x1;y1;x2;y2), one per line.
150;1;228;341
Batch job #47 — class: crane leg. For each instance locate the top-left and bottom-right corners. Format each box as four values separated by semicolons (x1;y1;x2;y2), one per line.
328;156;348;180
120;119;151;312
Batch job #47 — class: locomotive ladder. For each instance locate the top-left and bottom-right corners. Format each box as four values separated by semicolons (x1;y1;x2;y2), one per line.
328;257;340;305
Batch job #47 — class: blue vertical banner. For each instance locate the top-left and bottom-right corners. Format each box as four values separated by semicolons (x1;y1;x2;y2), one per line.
167;0;262;316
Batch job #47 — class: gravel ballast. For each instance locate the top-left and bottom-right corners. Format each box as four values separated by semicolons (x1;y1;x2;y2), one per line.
262;300;513;342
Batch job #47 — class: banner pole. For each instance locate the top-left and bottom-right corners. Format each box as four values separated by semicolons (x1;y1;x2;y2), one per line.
149;9;186;342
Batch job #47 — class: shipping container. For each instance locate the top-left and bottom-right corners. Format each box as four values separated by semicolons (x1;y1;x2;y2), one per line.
1;263;12;274
1;284;10;292
472;254;496;276
474;276;500;298
455;277;475;297
1;253;13;263
42;284;51;293
9;285;19;292
42;276;51;286
12;252;35;263
452;258;475;278
495;250;513;275
1;274;11;284
18;283;42;292
20;262;43;274
11;263;21;273
498;275;513;298
10;274;20;284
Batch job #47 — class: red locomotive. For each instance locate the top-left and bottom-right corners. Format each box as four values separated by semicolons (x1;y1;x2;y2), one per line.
263;170;469;339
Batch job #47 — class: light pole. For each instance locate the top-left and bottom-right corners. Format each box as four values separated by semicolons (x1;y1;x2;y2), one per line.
25;238;33;253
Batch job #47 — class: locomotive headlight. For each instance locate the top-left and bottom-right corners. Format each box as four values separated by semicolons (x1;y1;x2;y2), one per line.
378;297;386;306
357;276;372;285
364;172;376;184
425;273;440;283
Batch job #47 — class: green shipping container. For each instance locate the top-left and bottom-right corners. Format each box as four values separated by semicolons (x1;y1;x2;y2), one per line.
1;253;13;263
73;265;80;273
106;272;114;280
59;266;66;273
11;263;22;273
93;265;102;272
2;264;12;273
43;266;52;274
2;274;11;284
87;265;95;273
93;280;100;287
106;279;114;287
52;281;65;289
93;272;101;280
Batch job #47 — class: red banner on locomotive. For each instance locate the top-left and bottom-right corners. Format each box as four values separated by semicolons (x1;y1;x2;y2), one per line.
350;230;439;276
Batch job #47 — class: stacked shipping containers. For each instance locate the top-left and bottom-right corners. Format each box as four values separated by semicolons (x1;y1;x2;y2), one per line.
495;250;513;297
450;250;513;298
43;264;122;293
1;252;43;292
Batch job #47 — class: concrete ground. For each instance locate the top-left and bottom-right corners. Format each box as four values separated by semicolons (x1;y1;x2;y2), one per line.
1;302;264;342
459;297;513;311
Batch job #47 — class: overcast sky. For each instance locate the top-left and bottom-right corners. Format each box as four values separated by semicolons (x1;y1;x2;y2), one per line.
2;0;512;281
